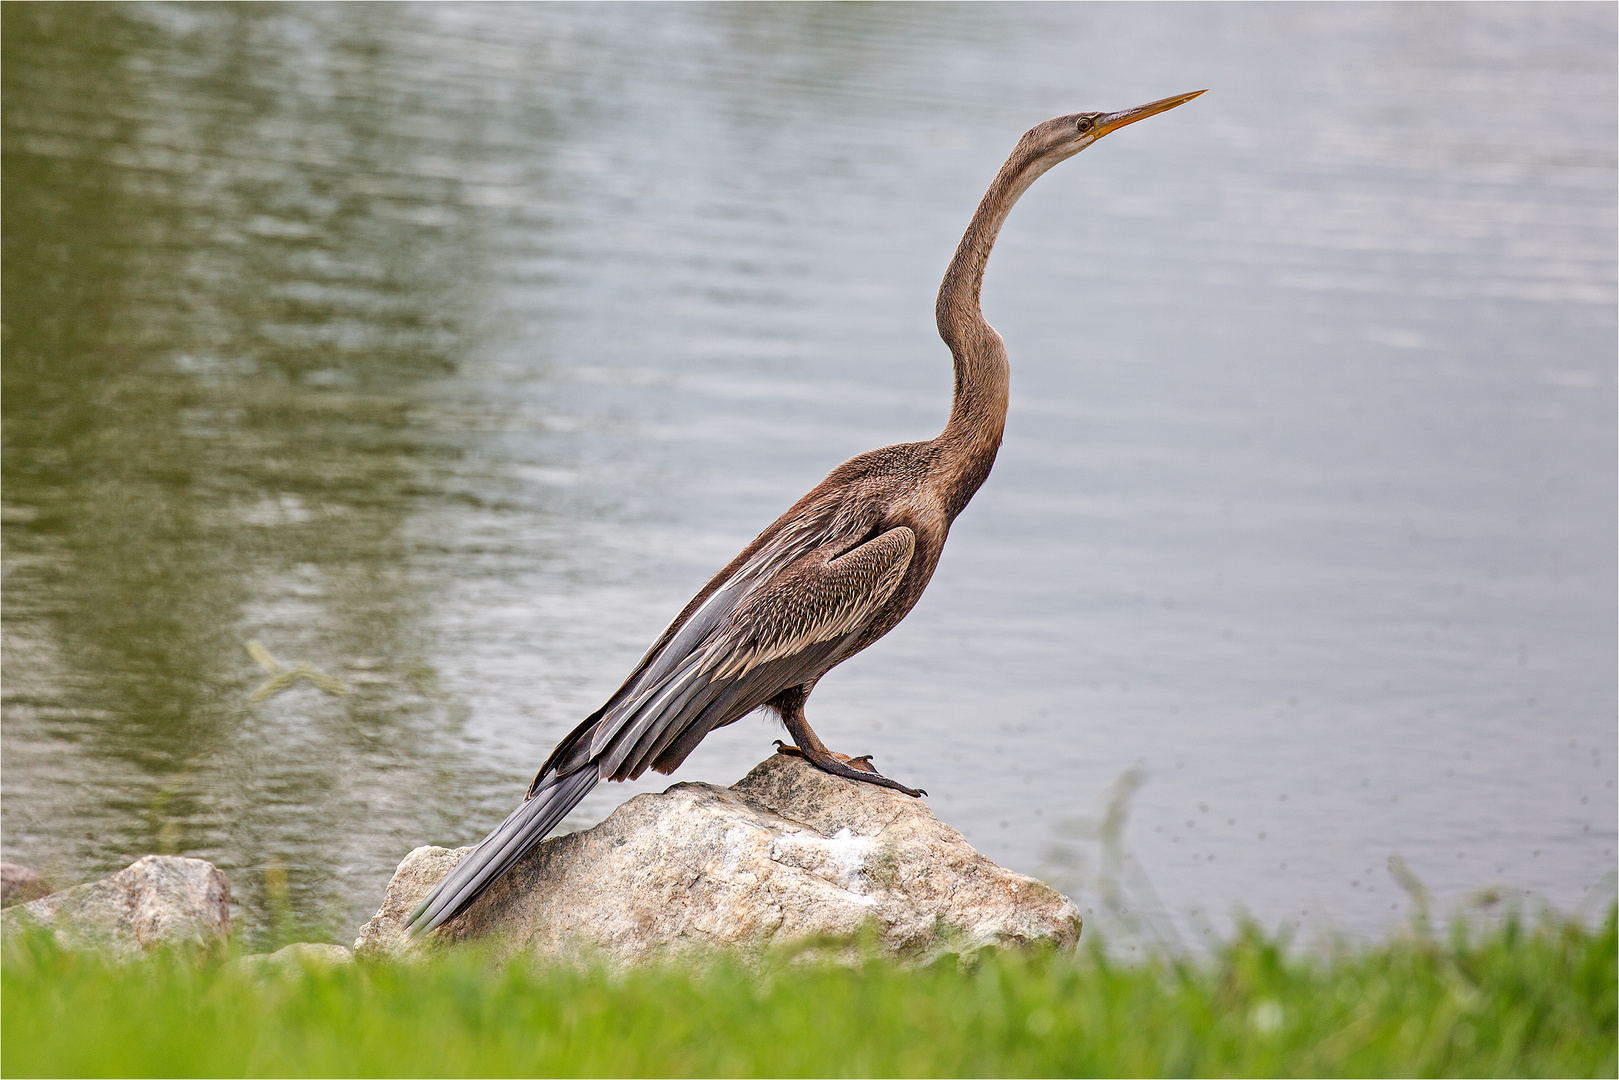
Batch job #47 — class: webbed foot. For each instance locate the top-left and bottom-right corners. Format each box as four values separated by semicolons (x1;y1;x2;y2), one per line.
772;740;926;797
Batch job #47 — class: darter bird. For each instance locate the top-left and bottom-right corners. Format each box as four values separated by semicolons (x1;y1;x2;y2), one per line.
408;90;1205;936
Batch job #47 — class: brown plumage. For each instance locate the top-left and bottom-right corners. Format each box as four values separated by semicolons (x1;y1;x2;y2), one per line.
408;90;1205;936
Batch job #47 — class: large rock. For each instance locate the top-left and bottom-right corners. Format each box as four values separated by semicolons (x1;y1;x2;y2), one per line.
1;855;230;956
1;863;52;907
356;752;1080;965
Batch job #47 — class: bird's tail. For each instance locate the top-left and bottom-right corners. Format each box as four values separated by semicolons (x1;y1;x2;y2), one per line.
405;766;600;936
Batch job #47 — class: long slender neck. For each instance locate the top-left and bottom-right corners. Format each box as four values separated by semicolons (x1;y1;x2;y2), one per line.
932;140;1061;517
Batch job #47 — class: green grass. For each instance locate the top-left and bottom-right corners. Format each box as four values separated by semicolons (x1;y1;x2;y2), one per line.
3;909;1614;1078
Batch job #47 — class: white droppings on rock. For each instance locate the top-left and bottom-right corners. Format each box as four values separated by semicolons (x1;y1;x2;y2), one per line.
768;827;879;896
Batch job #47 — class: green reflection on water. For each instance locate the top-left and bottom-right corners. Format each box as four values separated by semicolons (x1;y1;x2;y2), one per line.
0;2;525;944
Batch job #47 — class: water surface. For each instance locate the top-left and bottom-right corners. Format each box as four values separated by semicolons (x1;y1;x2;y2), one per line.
4;2;1614;946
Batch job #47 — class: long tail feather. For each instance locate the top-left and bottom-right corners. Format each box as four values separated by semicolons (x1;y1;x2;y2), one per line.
405;767;600;936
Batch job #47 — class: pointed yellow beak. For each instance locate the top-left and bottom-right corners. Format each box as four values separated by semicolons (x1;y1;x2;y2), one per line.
1094;89;1207;138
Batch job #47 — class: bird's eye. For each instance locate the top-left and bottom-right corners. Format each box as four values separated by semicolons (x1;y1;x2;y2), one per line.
1075;117;1094;134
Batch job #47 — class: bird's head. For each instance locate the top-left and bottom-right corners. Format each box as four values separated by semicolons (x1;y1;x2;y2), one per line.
1020;89;1207;166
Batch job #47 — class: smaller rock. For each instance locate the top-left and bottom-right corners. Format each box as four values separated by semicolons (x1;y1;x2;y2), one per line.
1;855;230;956
1;863;52;908
228;942;354;978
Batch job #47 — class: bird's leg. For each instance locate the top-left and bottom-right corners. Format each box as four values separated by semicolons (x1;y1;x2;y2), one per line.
771;690;926;798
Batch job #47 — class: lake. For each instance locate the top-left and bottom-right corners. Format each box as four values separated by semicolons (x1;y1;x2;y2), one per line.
3;2;1613;947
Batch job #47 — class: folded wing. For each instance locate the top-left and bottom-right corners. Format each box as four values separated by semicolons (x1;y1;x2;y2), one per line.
589;521;917;781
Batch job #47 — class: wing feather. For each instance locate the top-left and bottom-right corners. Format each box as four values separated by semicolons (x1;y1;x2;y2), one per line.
581;498;887;755
584;521;915;783
705;527;915;680
640;639;851;776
